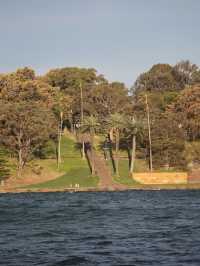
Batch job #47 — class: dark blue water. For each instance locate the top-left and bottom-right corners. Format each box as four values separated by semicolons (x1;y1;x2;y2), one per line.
0;191;200;266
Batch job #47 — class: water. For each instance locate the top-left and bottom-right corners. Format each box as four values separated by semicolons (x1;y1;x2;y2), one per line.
0;191;200;266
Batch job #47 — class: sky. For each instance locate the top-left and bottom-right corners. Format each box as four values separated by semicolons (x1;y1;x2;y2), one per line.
0;0;200;87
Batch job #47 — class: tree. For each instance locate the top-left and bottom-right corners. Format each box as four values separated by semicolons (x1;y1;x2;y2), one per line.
150;113;186;169
172;60;199;86
86;82;132;121
107;113;125;176
131;62;186;168
132;90;187;170
0;101;56;175
125;117;138;173
44;67;105;125
133;64;179;94
0;68;59;175
52;91;72;169
82;115;100;176
15;67;35;81
0;74;55;107
44;67;104;95
169;84;200;141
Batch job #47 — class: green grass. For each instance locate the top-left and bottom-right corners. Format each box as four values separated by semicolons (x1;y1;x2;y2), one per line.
17;135;188;190
106;158;148;186
112;160;137;186
27;168;98;189
25;135;99;189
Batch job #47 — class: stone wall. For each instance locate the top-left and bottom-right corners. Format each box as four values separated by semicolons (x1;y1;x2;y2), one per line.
132;172;188;184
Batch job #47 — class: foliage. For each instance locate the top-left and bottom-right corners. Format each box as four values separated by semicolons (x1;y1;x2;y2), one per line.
133;64;179;94
184;141;200;167
44;67;104;94
0;149;10;182
85;82;132;121
133;61;199;95
169;84;200;141
0;101;56;171
1;60;200;183
172;60;199;86
150;113;186;169
82;115;100;134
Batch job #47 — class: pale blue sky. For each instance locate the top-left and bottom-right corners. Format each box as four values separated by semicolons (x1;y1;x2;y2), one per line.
0;0;200;86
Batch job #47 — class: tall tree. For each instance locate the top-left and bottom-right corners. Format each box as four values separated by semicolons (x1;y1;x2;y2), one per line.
0;101;56;175
125;117;138;173
44;67;106;131
169;84;200;141
52;91;72;168
82;115;100;176
108;113;125;176
150;113;186;169
86;82;132;121
133;64;179;94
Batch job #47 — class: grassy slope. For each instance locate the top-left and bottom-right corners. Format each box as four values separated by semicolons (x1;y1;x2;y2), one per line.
26;135;98;189
23;134;188;190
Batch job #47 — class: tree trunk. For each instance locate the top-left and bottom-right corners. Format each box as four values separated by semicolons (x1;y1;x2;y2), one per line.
82;141;85;160
130;135;136;173
17;129;24;177
109;128;114;142
145;94;153;171
80;82;85;160
18;148;24;177
115;129;120;176
90;129;95;176
57;112;63;170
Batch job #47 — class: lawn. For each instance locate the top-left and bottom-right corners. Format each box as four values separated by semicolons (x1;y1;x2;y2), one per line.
26;135;99;189
105;157;149;186
21;134;185;190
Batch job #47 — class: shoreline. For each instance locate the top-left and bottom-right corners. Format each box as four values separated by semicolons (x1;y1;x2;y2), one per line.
1;183;200;193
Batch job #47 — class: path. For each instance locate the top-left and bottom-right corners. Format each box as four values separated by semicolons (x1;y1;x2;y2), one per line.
79;133;127;189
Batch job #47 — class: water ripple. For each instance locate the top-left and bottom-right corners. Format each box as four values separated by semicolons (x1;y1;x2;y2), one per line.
0;191;200;265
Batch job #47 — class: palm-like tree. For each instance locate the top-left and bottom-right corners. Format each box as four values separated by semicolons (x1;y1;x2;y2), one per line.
108;113;125;176
82;115;99;176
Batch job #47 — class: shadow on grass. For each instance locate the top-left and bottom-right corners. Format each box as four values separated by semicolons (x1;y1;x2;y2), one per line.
23;167;99;189
74;141;93;174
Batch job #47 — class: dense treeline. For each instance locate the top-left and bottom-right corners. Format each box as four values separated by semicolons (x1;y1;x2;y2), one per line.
0;60;200;180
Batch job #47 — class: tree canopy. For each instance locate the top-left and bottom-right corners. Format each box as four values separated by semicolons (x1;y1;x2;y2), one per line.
1;60;200;179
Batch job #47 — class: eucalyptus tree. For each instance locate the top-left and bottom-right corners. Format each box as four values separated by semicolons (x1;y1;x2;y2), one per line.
0;101;56;176
0;68;57;176
52;91;72;169
125;117;138;174
169;83;200;141
44;67;105;129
